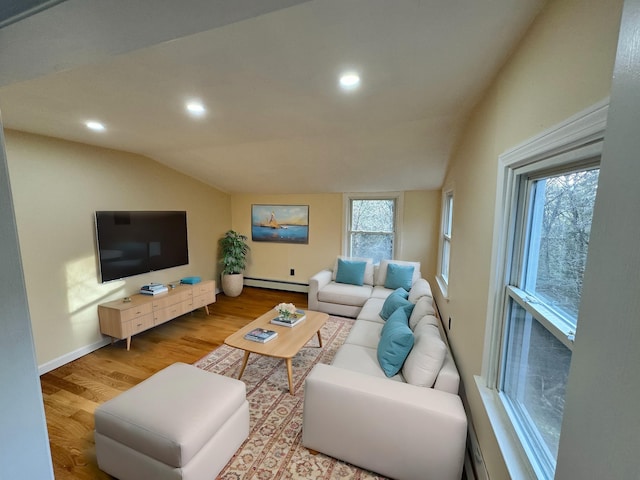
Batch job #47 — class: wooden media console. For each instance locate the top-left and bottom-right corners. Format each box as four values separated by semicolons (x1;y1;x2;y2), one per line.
98;280;215;350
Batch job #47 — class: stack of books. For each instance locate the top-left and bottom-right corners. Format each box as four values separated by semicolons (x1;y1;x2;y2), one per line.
244;328;278;343
270;310;306;327
140;283;168;295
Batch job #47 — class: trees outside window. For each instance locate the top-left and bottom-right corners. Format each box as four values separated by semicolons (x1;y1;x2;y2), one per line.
500;163;599;478
526;169;599;320
345;195;401;263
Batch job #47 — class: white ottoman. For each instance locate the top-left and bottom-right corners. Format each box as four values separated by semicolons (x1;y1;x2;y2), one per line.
94;362;249;480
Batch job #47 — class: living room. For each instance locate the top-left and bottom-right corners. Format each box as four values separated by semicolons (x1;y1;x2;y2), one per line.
2;0;638;479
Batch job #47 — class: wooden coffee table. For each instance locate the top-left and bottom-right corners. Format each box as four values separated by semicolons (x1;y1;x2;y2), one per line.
224;309;329;394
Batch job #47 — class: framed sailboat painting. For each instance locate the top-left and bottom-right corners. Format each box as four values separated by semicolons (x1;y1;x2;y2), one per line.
251;204;309;244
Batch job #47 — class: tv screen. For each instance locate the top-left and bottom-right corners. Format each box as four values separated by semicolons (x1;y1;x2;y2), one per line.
95;211;189;283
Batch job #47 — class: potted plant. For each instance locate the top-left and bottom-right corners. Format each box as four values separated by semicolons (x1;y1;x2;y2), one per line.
219;230;250;297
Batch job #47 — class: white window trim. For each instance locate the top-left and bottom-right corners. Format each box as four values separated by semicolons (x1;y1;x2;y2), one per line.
342;192;404;260
436;188;454;299
476;99;609;479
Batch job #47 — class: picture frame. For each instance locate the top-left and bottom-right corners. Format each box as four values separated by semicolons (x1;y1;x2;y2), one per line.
251;205;309;244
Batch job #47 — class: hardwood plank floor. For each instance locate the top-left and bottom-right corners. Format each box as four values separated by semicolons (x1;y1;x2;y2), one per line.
40;287;307;480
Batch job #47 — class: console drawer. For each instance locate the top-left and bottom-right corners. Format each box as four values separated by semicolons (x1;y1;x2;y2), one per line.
154;303;185;326
120;303;153;323
122;313;154;337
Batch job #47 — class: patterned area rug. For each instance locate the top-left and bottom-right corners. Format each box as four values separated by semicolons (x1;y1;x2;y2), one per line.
194;316;389;480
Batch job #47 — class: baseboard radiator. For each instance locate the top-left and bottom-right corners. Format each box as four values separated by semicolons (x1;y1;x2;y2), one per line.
243;277;309;293
460;383;490;480
464;417;489;480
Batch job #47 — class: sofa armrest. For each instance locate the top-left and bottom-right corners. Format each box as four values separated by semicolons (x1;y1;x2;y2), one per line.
302;363;467;480
308;269;332;311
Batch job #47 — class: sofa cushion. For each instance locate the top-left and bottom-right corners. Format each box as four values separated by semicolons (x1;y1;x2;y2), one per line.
332;344;405;382
408;296;437;330
332;256;374;285
402;322;446;387
370;286;395;300
357;298;386;323
433;350;461;394
318;282;373;307
335;259;367;286
343;319;384;349
380;291;414;321
377;308;414;377
375;260;421;287
408;278;433;304
384;263;415;291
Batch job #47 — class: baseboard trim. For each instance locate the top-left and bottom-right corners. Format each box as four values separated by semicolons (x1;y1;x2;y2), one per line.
38;337;111;375
244;277;309;293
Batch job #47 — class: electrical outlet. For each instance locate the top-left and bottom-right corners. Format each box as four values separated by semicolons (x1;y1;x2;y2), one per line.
290;268;295;276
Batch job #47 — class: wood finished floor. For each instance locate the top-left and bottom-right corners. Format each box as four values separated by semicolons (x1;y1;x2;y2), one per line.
40;287;308;480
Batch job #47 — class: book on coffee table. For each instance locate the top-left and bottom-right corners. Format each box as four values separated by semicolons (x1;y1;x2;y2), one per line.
270;310;307;327
244;328;278;343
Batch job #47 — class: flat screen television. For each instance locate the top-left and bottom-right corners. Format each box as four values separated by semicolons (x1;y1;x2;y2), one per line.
95;211;189;283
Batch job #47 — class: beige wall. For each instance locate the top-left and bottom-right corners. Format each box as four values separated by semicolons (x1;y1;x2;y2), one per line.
432;0;623;478
230;191;440;285
5;130;231;368
230;193;342;284
401;190;440;283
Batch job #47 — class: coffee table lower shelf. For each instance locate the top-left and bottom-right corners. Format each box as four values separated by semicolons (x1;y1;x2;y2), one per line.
224;309;329;395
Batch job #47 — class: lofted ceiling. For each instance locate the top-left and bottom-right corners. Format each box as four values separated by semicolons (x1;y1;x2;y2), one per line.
0;0;545;194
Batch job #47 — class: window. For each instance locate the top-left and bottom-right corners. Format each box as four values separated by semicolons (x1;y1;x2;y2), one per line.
437;190;453;294
500;164;599;477
344;193;402;263
481;101;608;480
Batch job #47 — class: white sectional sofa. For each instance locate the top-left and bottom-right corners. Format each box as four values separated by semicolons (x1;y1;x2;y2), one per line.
308;257;423;318
303;259;467;480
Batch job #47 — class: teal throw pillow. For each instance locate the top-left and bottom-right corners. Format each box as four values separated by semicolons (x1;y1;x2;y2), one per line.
377;307;414;377
393;287;409;299
380;291;414;320
335;259;367;286
384;263;415;291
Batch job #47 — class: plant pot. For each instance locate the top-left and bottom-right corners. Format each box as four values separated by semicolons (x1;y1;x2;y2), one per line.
221;273;244;297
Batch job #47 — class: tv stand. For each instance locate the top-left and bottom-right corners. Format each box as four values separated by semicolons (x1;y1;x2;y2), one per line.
98;280;215;350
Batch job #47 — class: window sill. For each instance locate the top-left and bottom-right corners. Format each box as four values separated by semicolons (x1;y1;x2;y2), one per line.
474;375;539;480
435;275;449;300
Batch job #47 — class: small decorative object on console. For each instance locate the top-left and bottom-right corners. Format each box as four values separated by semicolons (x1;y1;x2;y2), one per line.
180;276;201;284
244;328;278;343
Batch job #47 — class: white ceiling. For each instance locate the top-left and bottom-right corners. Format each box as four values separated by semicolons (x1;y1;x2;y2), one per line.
0;0;545;194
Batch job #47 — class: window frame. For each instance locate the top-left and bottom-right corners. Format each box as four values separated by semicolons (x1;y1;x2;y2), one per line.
477;100;609;480
437;189;454;297
342;192;404;261
499;160;600;477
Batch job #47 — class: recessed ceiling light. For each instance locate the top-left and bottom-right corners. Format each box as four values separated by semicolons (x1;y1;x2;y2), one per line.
85;121;105;132
186;101;206;116
339;72;361;90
